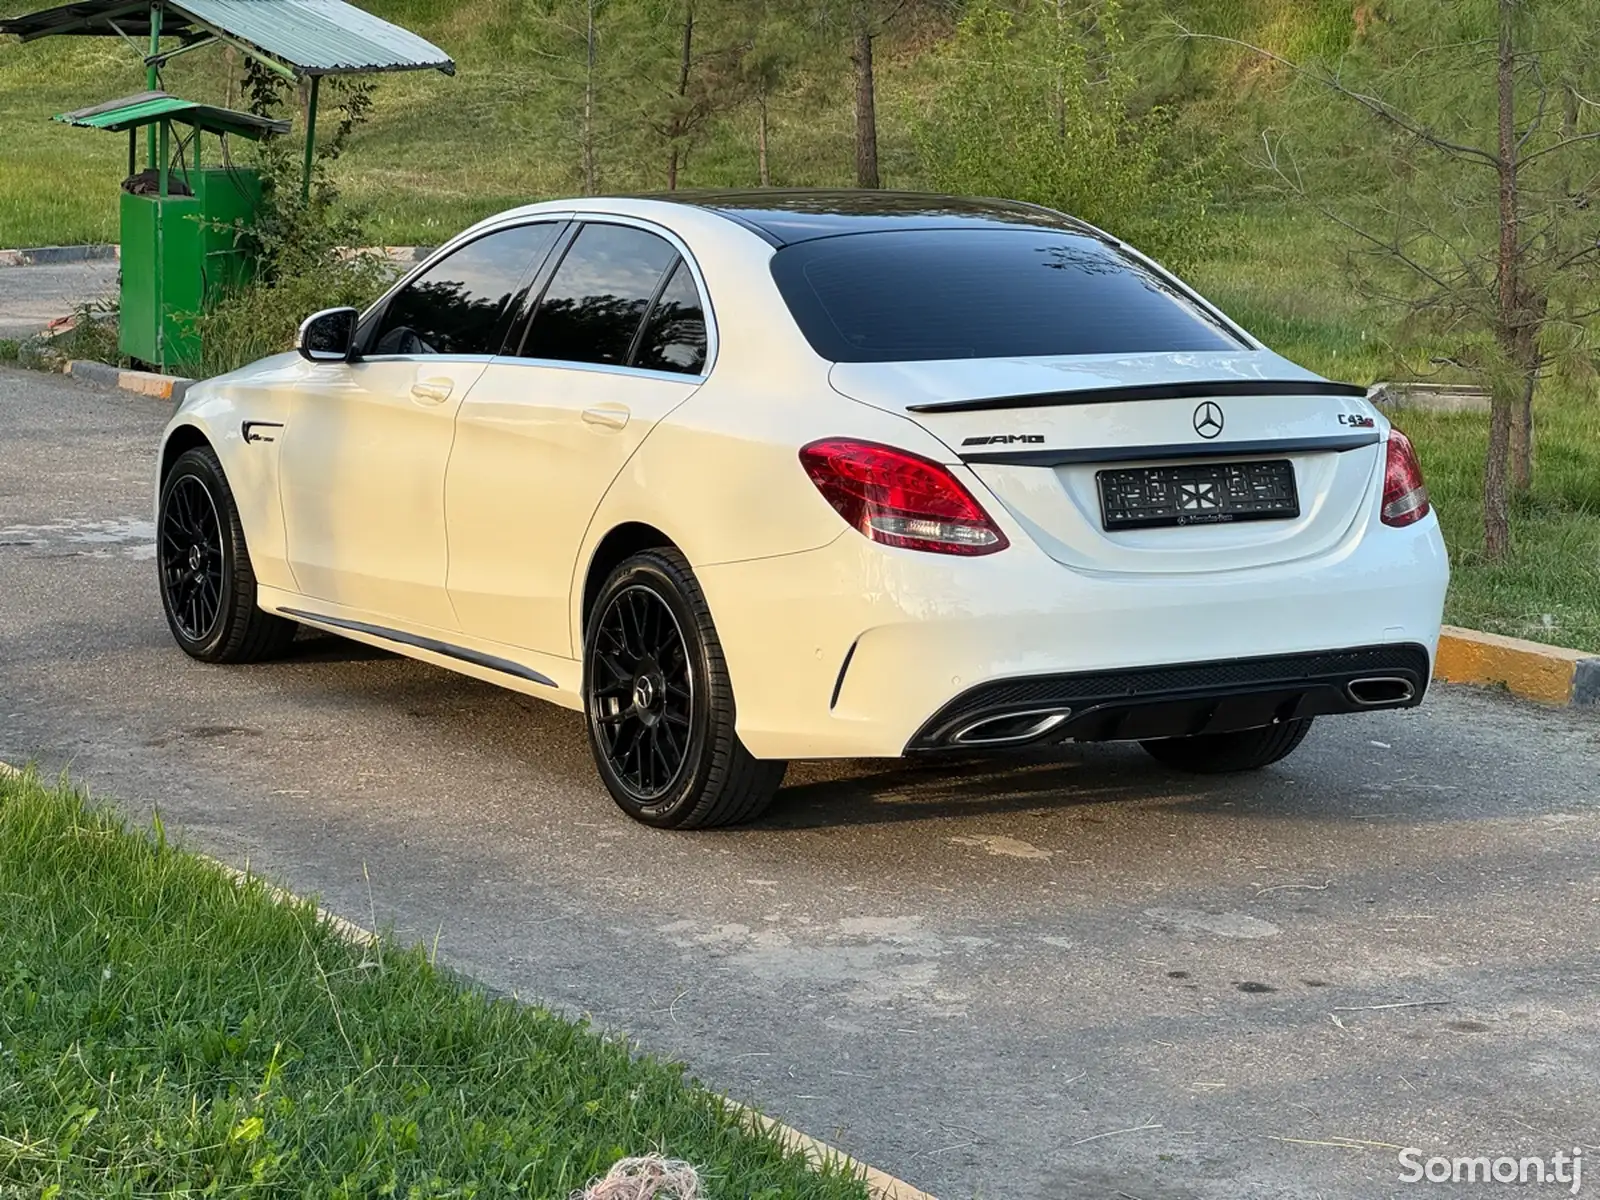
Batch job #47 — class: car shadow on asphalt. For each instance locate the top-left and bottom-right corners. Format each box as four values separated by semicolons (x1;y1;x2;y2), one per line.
763;747;1225;828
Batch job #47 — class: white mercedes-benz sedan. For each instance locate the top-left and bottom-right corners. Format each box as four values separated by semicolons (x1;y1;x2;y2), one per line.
156;191;1449;828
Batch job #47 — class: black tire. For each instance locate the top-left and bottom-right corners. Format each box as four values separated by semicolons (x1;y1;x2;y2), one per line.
158;445;297;664
1140;718;1313;774
583;547;786;829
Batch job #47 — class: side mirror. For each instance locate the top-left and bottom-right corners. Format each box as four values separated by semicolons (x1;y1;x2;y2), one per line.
297;307;359;362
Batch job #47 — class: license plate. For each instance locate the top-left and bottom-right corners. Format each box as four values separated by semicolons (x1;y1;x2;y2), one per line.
1097;459;1299;530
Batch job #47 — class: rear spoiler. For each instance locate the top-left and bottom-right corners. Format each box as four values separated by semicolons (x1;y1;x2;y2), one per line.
959;431;1380;467
905;378;1368;415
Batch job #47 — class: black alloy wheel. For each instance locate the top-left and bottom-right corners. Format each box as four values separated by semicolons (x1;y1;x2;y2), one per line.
157;445;297;663
589;584;695;801
160;474;226;643
583;547;786;829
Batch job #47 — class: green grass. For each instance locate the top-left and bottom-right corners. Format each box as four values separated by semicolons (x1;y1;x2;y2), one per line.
1394;398;1600;654
0;769;869;1199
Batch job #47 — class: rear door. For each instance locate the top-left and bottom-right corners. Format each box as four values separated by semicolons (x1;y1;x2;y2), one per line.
768;226;1383;575
443;219;712;657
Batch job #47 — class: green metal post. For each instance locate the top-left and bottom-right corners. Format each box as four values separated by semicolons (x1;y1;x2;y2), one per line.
300;74;319;202
145;4;162;168
157;116;169;368
128;128;137;177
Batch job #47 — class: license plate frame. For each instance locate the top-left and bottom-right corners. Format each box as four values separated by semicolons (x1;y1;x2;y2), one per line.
1097;459;1299;531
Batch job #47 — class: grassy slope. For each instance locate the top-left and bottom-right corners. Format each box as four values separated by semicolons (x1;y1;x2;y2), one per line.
1393;403;1600;651
3;0;1597;651
0;769;869;1199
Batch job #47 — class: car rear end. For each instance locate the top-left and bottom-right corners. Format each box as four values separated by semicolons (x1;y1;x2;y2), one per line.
697;211;1449;760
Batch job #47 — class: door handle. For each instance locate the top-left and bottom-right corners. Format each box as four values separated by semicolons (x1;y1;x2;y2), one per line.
410;378;454;404
581;404;631;431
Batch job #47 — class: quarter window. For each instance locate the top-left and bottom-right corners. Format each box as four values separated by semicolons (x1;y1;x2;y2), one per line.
369;223;559;357
634;260;707;375
520;223;680;367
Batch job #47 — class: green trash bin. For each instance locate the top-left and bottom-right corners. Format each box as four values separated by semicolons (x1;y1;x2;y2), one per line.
55;92;289;375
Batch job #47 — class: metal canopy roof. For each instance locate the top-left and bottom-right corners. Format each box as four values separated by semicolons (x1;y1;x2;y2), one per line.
56;91;290;139
0;0;456;77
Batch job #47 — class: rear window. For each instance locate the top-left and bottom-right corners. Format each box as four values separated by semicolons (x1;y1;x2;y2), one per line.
769;229;1243;363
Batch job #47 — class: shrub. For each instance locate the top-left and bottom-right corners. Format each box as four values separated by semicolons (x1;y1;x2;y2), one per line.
194;71;394;377
913;0;1216;271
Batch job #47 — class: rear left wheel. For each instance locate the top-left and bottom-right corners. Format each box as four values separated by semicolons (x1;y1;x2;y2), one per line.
583;548;785;829
158;446;296;663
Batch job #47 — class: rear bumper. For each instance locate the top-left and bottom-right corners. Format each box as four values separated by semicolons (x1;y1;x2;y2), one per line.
695;512;1449;760
907;643;1430;750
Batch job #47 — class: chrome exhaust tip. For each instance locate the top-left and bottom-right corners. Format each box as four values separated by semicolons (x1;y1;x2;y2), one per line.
1346;676;1415;706
949;708;1072;746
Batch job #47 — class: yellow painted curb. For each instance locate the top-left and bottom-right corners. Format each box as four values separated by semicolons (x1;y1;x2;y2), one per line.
1434;625;1597;706
66;359;193;403
0;759;934;1200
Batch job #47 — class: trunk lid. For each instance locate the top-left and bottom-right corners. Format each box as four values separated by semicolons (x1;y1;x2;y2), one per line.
829;350;1386;574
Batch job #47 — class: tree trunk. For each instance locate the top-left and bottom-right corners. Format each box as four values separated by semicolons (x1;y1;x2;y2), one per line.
1485;388;1515;560
1511;369;1536;492
757;91;770;186
852;27;880;189
1485;0;1519;560
582;0;597;194
667;3;694;191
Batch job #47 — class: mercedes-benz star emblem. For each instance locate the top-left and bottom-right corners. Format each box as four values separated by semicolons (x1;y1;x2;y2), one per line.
1193;401;1225;439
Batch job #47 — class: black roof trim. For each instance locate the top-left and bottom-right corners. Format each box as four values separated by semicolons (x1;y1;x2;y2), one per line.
647;189;1103;247
906;379;1369;415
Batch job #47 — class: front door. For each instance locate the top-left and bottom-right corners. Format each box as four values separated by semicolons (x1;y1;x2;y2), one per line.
445;221;713;656
278;221;564;629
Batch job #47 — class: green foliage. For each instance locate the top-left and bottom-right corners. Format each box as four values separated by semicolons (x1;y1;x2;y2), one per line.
1393;394;1600;652
6;298;122;372
1255;0;1600;384
0;770;870;1198
194;69;394;376
49;297;122;366
911;0;1215;269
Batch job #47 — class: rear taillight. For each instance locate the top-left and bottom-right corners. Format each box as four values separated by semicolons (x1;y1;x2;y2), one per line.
1381;428;1431;528
799;438;1009;555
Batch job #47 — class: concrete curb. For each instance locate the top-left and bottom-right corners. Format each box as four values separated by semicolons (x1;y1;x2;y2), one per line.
0;243;120;267
1435;625;1599;707
66;359;193;404
727;1100;937;1200
0;758;934;1200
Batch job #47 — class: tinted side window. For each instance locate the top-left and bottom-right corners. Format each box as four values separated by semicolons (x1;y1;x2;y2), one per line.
634;260;707;375
370;223;559;357
520;223;678;366
769;229;1243;362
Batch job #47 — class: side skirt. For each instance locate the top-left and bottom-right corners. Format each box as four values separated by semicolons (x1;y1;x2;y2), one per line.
280;608;559;688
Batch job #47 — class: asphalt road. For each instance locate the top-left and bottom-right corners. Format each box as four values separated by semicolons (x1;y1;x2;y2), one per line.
0;260;120;339
2;365;1596;1199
